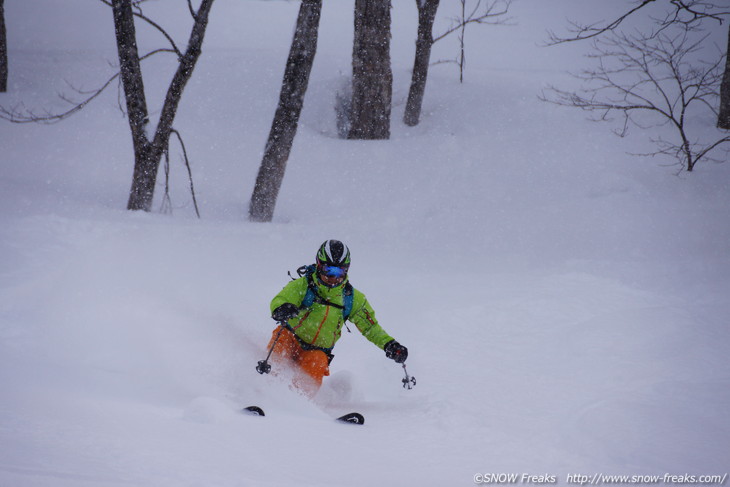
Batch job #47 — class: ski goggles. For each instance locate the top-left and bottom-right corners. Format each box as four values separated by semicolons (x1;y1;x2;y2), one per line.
318;264;348;278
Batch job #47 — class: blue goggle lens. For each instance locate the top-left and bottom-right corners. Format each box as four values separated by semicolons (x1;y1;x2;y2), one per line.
320;265;348;278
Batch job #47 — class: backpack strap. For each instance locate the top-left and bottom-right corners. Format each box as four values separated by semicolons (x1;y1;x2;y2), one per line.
296;264;317;309
342;282;353;321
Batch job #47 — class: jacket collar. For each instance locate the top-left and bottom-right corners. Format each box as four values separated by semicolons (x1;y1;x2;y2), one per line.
313;274;348;296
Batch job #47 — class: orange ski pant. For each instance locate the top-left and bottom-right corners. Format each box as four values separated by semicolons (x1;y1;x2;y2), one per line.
267;326;330;396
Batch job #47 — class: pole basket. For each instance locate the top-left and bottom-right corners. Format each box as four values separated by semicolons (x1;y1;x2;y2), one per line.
401;363;416;390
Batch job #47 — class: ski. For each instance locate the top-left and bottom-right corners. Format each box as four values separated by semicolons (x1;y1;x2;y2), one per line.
242;406;364;425
336;412;365;425
242;405;265;416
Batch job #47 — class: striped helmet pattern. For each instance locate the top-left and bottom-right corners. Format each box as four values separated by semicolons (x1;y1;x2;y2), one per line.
317;240;351;266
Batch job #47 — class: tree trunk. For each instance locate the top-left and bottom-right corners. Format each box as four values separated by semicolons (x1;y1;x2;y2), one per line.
249;0;322;222
404;0;440;127
113;0;214;212
717;24;730;130
1;0;9;93
148;0;214;203
112;0;154;210
348;0;392;140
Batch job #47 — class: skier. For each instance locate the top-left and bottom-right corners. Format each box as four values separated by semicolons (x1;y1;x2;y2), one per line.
265;239;408;397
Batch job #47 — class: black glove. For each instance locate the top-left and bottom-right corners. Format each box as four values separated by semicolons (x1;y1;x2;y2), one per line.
384;340;408;364
272;303;299;322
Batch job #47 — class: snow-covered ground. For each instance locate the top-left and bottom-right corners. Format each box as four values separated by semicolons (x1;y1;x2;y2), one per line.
1;1;729;486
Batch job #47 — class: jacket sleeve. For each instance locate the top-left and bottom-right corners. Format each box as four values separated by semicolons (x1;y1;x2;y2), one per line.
270;278;308;314
349;290;394;349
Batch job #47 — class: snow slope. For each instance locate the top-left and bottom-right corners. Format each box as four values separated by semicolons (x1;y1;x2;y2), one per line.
1;1;729;486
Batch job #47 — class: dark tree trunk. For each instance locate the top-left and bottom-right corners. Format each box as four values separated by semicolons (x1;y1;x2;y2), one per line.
249;0;322;222
348;0;392;140
112;0;154;210
112;0;214;212
1;0;9;93
147;0;214;203
718;24;730;130
404;0;440;127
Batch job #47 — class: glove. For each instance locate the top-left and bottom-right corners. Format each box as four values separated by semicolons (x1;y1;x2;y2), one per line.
384;340;408;364
272;303;299;322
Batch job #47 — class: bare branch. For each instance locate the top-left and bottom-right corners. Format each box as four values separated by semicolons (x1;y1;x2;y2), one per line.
433;0;512;43
542;25;728;171
547;0;729;45
0;71;120;124
169;129;200;218
98;0;183;58
0;48;175;124
666;0;729;24
546;0;657;45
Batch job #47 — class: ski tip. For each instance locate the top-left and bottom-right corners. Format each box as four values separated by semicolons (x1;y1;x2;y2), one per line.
336;412;364;425
243;406;265;417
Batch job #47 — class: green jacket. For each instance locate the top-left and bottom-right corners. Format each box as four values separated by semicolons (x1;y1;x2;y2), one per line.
270;275;393;351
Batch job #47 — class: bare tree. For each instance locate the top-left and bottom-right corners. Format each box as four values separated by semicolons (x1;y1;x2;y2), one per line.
546;0;730;129
348;0;392;140
403;0;511;127
249;0;322;222
543;28;729;172
112;0;214;211
0;0;214;212
0;0;7;93
431;0;511;84
403;0;440;127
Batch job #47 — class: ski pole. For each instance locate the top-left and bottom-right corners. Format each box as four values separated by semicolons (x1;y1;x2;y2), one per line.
401;363;416;390
256;322;286;374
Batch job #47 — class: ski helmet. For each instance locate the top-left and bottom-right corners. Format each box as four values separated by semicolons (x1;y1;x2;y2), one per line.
316;240;351;268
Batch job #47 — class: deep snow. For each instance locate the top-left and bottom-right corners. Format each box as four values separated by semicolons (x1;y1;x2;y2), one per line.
1;1;729;486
